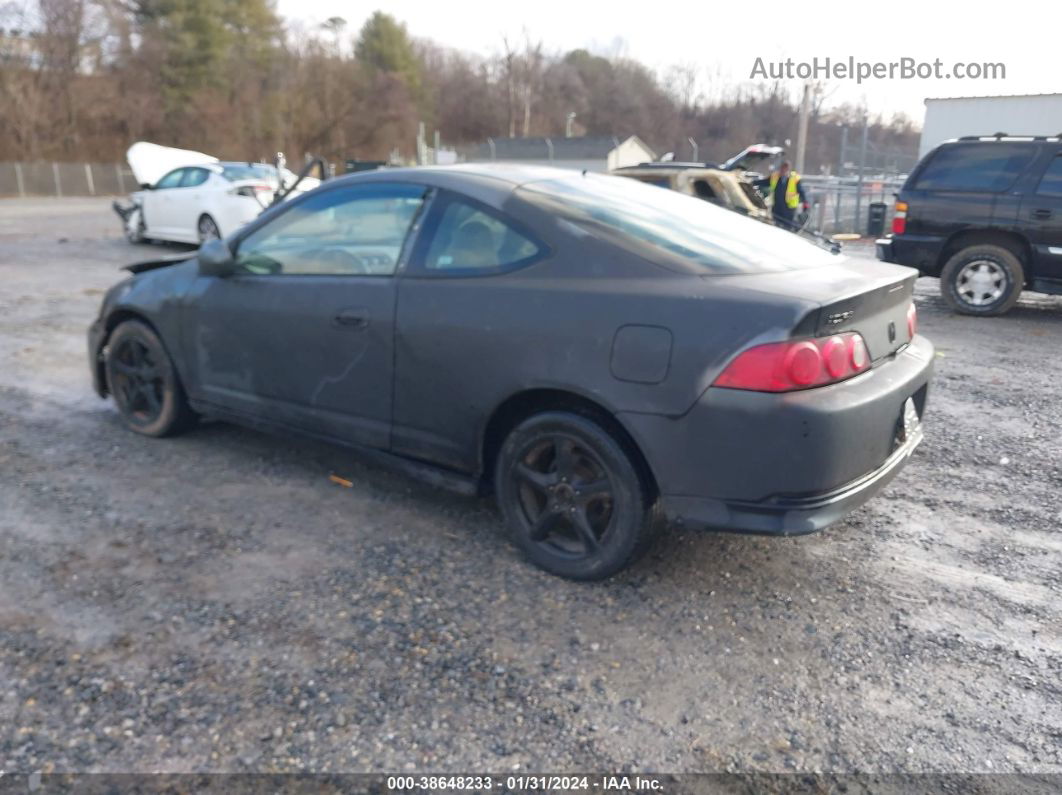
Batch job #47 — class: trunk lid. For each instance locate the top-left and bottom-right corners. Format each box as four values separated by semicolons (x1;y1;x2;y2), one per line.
719;258;918;361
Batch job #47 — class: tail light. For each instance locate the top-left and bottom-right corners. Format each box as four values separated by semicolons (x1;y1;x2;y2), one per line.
907;302;917;339
892;201;908;235
714;333;871;393
231;184;272;198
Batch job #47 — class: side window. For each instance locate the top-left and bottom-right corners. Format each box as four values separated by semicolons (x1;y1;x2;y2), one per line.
423;198;542;274
1035;156;1062;197
913;144;1036;192
692;179;719;202
181;168;209;188
233;184;426;276
155;169;185;189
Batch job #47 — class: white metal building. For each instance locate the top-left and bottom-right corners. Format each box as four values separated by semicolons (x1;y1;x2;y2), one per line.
920;93;1062;157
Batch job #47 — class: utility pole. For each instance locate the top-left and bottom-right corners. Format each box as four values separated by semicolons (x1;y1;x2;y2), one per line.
688;137;698;162
795;82;810;173
565;112;577;138
838;124;848;177
855;112;869;235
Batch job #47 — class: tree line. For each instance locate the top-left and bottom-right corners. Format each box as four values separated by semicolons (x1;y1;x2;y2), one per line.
0;0;919;171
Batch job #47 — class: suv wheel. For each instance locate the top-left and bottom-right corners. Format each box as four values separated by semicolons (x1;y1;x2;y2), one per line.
494;411;659;580
940;244;1024;316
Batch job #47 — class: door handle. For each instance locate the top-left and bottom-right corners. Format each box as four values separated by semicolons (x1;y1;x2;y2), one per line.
333;308;368;329
1032;208;1052;220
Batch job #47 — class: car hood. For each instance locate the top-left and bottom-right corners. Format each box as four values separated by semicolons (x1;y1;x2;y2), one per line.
127;141;218;187
124;251;197;274
719;144;785;172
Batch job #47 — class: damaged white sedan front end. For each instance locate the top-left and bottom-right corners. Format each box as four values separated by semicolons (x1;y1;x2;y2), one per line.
113;142;322;245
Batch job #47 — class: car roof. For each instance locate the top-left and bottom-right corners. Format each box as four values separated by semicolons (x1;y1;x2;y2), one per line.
944;135;1061;145
342;162;578;186
213;161;275;168
615;162;714;171
615;165;729;177
322;163;594;206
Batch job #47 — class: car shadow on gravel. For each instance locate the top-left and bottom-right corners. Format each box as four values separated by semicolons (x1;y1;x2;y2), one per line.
145;416;819;593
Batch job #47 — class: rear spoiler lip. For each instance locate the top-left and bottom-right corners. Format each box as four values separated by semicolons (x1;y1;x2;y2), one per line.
124;253;195;274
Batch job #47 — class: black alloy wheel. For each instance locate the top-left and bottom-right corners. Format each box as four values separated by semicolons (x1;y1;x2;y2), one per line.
495;412;658;580
105;320;197;437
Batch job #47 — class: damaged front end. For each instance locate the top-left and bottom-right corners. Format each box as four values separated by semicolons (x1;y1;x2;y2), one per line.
112;198;146;243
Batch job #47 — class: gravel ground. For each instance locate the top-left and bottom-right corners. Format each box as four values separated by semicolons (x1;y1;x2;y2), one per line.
0;198;1060;776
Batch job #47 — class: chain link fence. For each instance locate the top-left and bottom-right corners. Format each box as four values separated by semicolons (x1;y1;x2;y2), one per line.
1;160;901;237
802;175;904;237
0;162;137;197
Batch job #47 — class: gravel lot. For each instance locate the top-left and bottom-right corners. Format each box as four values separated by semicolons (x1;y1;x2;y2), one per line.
1;197;1060;776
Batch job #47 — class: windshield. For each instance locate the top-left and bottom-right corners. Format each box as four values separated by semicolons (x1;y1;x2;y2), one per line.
519;174;835;275
220;163;277;182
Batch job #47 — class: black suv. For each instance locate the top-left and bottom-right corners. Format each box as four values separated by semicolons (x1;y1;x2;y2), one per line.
877;135;1062;315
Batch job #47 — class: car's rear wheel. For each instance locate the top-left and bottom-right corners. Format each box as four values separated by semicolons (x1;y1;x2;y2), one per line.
494;411;658;580
197;214;221;244
940;244;1024;316
105;320;197;437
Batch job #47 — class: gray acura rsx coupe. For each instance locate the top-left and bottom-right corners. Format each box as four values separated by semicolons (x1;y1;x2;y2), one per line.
89;164;933;579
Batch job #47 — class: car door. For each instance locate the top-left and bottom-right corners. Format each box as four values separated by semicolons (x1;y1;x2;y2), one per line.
141;167;187;239
173;166;212;241
182;181;429;449
1019;149;1062;284
392;191;547;471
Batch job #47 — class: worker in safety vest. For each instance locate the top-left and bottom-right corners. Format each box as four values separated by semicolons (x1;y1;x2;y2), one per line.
766;160;809;230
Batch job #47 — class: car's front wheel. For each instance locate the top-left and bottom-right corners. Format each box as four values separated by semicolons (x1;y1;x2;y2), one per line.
104;320;197;437
494;411;658;580
940;244;1024;316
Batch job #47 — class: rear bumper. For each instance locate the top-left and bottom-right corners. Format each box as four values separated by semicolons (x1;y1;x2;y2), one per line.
621;335;934;535
661;424;922;535
876;234;944;274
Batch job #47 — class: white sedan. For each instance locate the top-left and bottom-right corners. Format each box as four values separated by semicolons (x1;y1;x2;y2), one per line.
117;142;321;245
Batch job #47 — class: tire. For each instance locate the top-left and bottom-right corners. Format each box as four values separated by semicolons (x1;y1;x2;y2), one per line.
104;320;197;437
197;214;221;244
494;411;659;580
940;244;1024;316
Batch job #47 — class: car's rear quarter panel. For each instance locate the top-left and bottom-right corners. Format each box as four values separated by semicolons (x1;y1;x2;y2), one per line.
391;250;812;474
621;335;934;504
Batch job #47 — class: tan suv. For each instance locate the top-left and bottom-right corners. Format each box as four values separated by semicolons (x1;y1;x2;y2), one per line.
611;163;771;222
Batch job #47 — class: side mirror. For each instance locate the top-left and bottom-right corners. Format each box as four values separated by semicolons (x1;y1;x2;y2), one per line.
198;238;236;278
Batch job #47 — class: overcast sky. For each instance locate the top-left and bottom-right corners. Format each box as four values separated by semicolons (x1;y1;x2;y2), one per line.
276;0;1058;123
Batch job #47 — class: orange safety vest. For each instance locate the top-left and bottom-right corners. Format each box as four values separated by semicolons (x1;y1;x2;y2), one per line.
768;171;801;209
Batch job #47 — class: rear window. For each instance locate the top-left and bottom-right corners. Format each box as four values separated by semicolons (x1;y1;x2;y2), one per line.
519;174;835;275
913;143;1036;192
221;163;276;182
